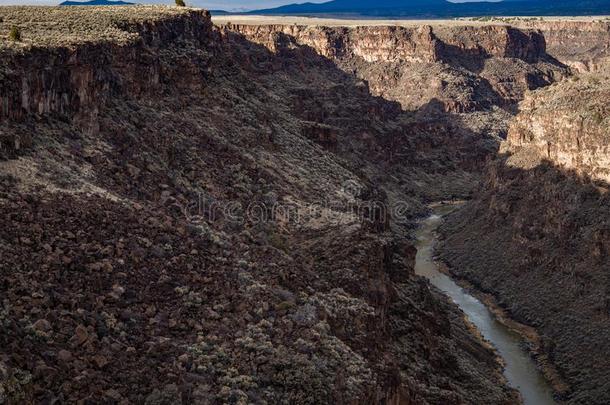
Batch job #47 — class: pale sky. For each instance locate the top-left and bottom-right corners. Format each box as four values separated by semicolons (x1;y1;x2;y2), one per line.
0;0;486;12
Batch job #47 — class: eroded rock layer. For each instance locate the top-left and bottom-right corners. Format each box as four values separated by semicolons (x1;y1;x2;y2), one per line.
517;20;610;73
227;23;567;114
505;73;610;182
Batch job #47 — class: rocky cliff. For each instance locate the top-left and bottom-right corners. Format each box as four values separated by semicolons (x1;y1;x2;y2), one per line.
0;6;216;129
517;20;610;73
504;73;610;182
438;74;610;404
227;23;567;114
225;23;547;63
0;6;519;404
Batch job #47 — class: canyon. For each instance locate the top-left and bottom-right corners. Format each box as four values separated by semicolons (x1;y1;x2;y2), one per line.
438;73;610;404
0;5;608;405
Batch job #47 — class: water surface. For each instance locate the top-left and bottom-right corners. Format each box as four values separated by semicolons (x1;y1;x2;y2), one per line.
414;208;556;405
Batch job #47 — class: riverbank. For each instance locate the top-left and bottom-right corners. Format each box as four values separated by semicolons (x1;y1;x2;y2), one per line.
415;205;558;404
437;165;610;405
436;261;571;400
430;203;569;399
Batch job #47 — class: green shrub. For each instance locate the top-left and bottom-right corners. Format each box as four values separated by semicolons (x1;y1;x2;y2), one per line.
591;110;604;125
268;232;288;252
590;77;601;85
8;26;21;42
175;0;186;6
275;301;295;311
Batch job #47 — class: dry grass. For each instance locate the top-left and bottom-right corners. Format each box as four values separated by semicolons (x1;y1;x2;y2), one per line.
212;15;507;27
211;14;610;27
0;5;197;49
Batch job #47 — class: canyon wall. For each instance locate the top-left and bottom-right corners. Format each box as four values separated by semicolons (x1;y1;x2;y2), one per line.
0;8;216;128
504;74;610;182
227;23;567;114
0;7;519;404
226;23;546;63
0;7;220;163
518;20;610;72
439;74;610;404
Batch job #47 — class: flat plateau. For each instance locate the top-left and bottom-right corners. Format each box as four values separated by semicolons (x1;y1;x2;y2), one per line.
212;14;610;26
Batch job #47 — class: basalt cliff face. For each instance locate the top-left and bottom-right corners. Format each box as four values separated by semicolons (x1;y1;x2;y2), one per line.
0;6;526;404
226;23;545;63
0;8;216;140
227;23;567;115
517;20;610;73
505;73;610;182
438;73;610;404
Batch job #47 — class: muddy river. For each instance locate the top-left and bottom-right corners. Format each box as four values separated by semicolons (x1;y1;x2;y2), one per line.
414;207;557;405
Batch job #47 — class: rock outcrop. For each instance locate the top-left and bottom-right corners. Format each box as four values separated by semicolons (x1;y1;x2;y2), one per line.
0;7;216;125
505;73;610;182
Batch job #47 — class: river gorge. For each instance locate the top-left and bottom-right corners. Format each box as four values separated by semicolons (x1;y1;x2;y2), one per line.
0;6;608;404
415;206;557;404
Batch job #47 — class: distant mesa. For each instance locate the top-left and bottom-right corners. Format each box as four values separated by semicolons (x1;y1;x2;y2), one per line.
209;10;232;15
60;0;134;5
